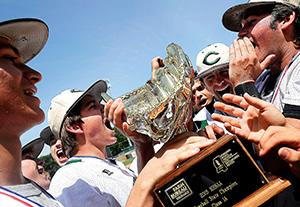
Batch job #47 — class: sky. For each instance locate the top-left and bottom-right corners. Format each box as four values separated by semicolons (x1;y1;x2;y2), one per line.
1;0;245;156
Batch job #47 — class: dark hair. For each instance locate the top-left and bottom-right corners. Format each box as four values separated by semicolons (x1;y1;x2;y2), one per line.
60;102;83;158
267;4;300;46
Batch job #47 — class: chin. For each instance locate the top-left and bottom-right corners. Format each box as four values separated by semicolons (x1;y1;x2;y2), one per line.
30;108;45;124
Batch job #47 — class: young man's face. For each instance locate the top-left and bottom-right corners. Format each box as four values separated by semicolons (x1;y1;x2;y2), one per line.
238;7;282;65
0;37;44;134
79;95;116;148
192;78;213;112
202;68;234;103
50;136;68;166
21;152;51;190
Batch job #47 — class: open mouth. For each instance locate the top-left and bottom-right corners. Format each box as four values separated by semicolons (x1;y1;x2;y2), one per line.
216;85;230;97
57;149;67;160
24;88;36;96
105;119;113;130
199;99;207;106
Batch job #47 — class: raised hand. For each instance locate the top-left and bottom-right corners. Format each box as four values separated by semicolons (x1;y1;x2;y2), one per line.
211;93;287;143
229;37;275;87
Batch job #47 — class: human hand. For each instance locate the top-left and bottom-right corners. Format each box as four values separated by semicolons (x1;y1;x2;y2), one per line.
259;125;300;177
197;124;225;140
151;56;164;78
104;98;152;144
229;37;275;87
126;132;215;206
211;93;287;143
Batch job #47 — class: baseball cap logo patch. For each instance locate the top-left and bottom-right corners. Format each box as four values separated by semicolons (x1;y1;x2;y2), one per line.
203;51;221;66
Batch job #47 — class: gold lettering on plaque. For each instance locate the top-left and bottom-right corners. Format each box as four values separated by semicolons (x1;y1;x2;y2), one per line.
209;181;223;192
213;149;240;174
165;178;193;205
219;182;238;194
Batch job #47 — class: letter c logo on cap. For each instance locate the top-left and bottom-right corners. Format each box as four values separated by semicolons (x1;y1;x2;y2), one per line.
203;51;220;66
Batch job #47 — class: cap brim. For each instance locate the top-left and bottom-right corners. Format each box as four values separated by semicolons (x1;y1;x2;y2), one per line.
197;63;229;79
0;18;48;63
222;2;278;32
22;138;45;158
40;126;53;146
65;80;108;115
58;80;108;138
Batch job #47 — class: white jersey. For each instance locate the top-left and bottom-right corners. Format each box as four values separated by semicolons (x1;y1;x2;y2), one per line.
271;50;300;112
49;156;136;207
3;179;62;207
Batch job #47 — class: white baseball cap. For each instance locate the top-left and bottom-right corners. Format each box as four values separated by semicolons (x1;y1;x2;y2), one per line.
0;18;48;63
48;80;107;139
222;0;300;32
196;43;229;79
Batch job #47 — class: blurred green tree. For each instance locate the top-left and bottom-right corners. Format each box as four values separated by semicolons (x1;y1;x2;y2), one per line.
40;154;60;178
106;128;132;157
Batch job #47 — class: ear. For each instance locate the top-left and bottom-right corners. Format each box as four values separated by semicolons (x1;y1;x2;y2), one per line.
280;11;296;31
66;124;83;135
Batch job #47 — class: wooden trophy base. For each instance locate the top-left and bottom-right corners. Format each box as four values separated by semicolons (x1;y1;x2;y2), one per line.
154;135;291;207
234;175;291;206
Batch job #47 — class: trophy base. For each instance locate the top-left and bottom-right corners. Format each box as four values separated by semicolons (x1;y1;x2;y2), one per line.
154;135;291;207
234;176;290;206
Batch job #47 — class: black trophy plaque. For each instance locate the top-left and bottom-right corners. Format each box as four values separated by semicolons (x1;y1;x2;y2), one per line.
154;134;290;207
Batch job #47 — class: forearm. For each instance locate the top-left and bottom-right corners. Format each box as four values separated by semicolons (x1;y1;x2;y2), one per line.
126;172;159;207
133;138;155;173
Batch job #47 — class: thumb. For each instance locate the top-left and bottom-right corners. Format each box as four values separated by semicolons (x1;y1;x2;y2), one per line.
260;54;275;70
278;147;300;164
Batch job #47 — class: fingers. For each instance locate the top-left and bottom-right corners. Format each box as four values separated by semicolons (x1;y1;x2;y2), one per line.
203;124;224;140
157;134;215;161
223;122;243;137
151;56;164;78
259;126;300;156
260;54;275;71
213;101;245;118
243;93;272;112
204;125;217;140
104;99;114;118
141;135;214;188
278;147;300;177
211;113;241;128
212;123;225;138
222;93;249;109
104;98;125;129
279;147;300;163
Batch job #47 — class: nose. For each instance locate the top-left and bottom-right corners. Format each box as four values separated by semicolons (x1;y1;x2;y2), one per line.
22;64;42;84
99;103;105;113
214;75;224;85
55;140;61;148
238;26;249;38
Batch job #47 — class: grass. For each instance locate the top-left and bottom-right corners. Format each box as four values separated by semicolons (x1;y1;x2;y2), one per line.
123;157;135;166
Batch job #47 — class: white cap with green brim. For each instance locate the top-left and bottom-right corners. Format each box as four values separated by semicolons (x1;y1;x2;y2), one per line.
196;43;229;79
0;18;48;63
222;0;300;32
48;80;107;139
